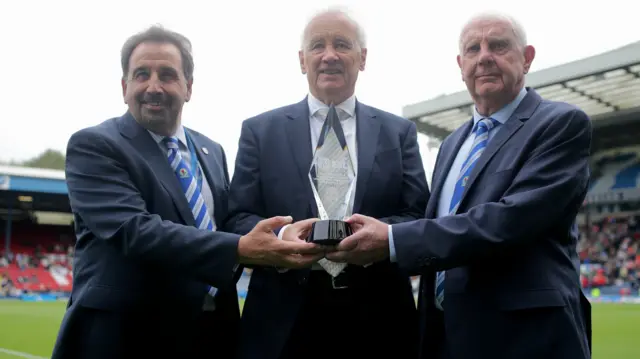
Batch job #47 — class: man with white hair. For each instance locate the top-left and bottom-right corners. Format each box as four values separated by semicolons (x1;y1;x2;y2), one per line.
226;7;429;359
324;12;592;359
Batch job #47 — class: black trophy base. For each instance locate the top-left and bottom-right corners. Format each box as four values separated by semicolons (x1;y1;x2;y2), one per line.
306;220;353;245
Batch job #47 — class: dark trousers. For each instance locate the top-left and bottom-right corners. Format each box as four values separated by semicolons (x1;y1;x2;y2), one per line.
432;310;449;359
189;309;239;359
279;268;418;359
58;306;238;359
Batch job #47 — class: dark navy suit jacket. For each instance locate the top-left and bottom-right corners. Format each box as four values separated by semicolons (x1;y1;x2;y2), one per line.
51;112;242;359
226;98;429;359
392;89;592;359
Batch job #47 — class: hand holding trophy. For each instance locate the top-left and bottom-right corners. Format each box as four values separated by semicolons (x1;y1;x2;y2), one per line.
306;104;355;276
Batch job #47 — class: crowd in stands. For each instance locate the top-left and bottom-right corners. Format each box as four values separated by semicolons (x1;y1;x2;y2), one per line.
1;244;74;296
2;213;640;297
1;221;74;297
578;213;640;293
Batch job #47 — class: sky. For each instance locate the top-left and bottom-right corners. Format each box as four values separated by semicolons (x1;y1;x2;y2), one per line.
1;0;639;183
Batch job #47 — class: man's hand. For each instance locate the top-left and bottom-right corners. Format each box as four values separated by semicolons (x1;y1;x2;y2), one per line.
281;218;319;243
238;216;325;268
325;214;390;265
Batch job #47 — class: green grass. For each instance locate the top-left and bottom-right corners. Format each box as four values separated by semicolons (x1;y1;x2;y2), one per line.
0;300;636;358
0;301;63;358
591;303;640;358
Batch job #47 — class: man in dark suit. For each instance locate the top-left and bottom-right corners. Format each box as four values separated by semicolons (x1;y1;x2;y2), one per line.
51;25;323;359
226;8;429;359
327;12;592;359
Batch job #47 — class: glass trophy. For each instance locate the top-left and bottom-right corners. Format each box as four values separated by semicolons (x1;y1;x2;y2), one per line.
306;105;355;245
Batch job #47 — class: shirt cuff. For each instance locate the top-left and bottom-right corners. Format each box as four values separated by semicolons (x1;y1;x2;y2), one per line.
277;224;290;240
276;224;291;273
388;224;397;263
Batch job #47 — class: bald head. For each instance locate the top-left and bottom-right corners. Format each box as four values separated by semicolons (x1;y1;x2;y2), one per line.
459;12;527;54
300;8;367;51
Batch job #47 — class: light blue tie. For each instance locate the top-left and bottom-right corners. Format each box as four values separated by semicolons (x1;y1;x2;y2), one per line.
164;137;217;297
435;118;499;310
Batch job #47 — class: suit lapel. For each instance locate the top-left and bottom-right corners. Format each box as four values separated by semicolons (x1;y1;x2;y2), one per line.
352;103;379;214
457;89;541;208
285;99;317;216
425;121;472;218
117;112;196;227
187;130;226;226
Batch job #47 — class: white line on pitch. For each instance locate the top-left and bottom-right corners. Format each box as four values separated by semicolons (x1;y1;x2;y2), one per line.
0;348;48;359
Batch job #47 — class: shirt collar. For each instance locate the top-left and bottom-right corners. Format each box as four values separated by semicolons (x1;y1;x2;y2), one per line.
472;86;527;126
307;92;356;120
147;125;188;148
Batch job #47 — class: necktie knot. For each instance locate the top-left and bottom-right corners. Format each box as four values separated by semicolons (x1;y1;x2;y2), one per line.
163;136;180;149
315;106;348;122
475;117;499;134
315;108;328;119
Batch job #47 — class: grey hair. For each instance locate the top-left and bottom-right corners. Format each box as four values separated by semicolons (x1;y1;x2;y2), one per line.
458;12;528;53
121;24;194;81
300;7;367;51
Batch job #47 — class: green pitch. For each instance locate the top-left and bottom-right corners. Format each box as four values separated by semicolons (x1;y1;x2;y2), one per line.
0;299;637;358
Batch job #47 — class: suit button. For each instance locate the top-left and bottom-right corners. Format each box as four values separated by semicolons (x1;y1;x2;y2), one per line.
298;276;307;285
420;257;431;266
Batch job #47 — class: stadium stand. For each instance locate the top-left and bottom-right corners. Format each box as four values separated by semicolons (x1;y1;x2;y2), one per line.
578;214;639;293
578;148;640;299
1;166;74;300
1;220;74;292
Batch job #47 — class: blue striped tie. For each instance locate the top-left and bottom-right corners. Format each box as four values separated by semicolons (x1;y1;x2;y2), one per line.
435;118;499;310
164;137;218;297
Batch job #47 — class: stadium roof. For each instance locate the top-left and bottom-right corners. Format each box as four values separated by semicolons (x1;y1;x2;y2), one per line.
403;41;640;142
0;165;67;195
0;165;69;214
0;165;65;180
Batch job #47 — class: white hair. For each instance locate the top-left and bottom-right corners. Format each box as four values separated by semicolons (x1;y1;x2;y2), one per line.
458;12;528;53
300;6;367;51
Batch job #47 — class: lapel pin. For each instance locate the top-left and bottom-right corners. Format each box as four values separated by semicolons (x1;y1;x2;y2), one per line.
202;147;209;155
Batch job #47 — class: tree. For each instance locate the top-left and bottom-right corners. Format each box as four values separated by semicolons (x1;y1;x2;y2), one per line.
2;149;66;170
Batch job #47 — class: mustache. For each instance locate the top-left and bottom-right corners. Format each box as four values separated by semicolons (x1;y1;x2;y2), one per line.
138;92;172;104
319;66;344;72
